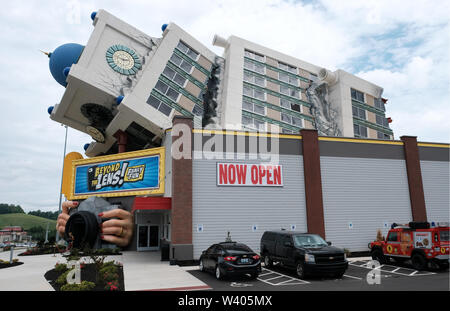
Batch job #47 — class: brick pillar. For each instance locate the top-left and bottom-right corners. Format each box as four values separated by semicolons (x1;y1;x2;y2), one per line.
400;136;428;222
113;130;127;153
171;116;193;261
301;129;326;239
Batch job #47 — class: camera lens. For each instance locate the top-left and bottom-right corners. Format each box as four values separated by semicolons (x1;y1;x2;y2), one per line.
65;211;99;248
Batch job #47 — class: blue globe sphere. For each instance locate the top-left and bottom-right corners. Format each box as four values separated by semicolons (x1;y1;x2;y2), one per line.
83;143;90;151
49;43;84;87
161;24;168;32
47;106;54;115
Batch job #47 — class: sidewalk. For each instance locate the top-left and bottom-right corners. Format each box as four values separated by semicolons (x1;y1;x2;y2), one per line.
0;250;209;291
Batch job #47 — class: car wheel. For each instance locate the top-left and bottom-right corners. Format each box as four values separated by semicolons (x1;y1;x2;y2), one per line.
215;265;223;280
264;255;273;268
371;249;386;264
411;253;427;271
334;271;345;279
296;261;307;279
199;259;205;272
250;272;259;280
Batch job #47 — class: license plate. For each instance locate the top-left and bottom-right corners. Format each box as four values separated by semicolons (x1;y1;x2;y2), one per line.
240;258;250;264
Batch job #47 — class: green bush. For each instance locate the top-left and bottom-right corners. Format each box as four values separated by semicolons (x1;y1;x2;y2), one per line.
60;281;95;291
99;263;119;284
54;263;68;273
56;270;71;285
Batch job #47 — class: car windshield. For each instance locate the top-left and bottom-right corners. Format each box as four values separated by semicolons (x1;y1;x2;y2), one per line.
221;243;253;254
293;235;328;248
440;230;449;241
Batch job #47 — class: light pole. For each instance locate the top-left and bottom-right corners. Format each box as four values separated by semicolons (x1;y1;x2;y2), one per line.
56;124;68;242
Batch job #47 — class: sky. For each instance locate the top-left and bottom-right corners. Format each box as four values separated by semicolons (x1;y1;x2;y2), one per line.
0;0;449;213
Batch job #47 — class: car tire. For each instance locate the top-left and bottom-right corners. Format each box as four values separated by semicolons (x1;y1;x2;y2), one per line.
296;261;307;279
199;259;205;272
215;265;223;280
371;248;386;264
334;271;345;279
263;255;273;268
411;253;427;271
249;272;259;280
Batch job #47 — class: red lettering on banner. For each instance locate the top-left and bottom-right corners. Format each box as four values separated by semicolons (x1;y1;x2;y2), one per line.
236;165;247;184
219;163;227;184
258;165;266;184
251;165;258;184
266;165;273;184
273;166;281;185
228;165;236;184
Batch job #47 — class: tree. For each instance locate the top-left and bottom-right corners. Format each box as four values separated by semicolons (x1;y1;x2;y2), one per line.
0;204;25;215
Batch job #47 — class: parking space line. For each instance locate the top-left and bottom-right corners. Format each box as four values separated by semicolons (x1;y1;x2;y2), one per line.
264;275;285;282
349;260;437;277
343;274;362;280
258;268;310;285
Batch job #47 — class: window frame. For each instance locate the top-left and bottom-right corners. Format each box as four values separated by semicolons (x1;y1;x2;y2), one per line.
177;41;200;61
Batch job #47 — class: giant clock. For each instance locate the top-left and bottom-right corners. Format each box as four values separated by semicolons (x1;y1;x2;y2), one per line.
106;44;142;75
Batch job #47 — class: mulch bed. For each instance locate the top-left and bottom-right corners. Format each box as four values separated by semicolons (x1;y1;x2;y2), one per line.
44;263;124;291
0;262;24;269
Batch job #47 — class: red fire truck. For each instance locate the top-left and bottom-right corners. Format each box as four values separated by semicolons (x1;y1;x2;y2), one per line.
369;222;449;270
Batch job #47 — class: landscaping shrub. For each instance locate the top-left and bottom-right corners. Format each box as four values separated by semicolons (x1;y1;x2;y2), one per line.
60;281;95;291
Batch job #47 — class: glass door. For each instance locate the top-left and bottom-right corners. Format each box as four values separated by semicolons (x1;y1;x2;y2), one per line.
137;225;160;251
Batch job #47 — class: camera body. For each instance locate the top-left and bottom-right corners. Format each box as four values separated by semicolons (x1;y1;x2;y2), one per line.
65;196;121;249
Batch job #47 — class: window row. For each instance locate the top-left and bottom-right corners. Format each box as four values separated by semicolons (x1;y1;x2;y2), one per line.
377;131;390;140
170;53;194;74
146;94;172;117
280;98;301;113
242;99;265;116
244;50;265;62
376;115;390;128
278;62;297;74
353;123;368;138
243;85;265;101
162;65;187;88
352;105;366;120
279;71;298;86
242;115;265;131
244;71;265;87
374;98;386;111
154;80;180;102
244;58;265;74
351;88;365;103
177;41;199;61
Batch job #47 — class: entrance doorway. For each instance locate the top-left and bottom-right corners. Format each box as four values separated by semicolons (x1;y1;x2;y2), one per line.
137;225;160;251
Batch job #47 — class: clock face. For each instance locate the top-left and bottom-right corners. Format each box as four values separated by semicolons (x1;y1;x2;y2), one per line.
106;45;142;75
86;126;105;143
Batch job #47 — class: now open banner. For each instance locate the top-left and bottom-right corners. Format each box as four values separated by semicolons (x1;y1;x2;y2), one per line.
217;163;283;187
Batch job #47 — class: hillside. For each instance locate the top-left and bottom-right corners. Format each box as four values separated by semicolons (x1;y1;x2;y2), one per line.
0;213;56;231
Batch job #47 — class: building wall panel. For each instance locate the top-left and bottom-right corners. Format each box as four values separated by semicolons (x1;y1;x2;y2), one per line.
421;160;450;222
192;153;307;258
320;156;412;252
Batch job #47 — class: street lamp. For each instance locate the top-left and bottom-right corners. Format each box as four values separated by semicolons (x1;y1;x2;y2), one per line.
56;124;68;242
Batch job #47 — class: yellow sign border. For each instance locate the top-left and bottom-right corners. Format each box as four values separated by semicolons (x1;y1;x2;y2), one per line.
68;147;165;200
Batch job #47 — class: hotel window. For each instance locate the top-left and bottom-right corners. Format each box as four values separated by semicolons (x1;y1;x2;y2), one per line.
243;85;265;101
244;71;266;87
154;80;180;102
376;114;390;127
242;115;265;131
162;66;187;87
377;131;390;140
280;98;301;113
278;61;297;74
177;41;199;61
170;54;193;74
352;106;366;120
353;124;368;137
192;104;203;117
374;98;386;111
242;99;265;115
146;94;172;116
278;72;299;86
280;85;300;99
245;50;265;62
281;112;303;127
351;88;365;102
244;58;265;74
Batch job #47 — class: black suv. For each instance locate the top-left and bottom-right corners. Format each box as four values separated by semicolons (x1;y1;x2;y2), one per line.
260;231;348;279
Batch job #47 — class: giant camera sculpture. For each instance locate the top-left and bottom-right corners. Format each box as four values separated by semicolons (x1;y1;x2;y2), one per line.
65;196;121;249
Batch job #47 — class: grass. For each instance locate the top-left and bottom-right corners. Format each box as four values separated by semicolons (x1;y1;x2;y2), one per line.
0;213;56;230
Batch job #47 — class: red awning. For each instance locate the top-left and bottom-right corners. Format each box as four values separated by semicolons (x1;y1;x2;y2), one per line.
132;197;171;213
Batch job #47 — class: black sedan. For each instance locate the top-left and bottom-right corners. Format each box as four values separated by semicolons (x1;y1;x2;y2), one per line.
199;242;262;280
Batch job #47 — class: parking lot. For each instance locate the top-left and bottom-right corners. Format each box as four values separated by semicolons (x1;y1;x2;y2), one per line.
186;258;450;291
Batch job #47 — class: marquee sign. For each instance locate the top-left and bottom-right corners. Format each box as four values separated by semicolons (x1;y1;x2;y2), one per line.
69;147;165;199
217;162;283;187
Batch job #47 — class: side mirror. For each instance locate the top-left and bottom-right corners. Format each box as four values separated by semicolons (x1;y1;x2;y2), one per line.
327;241;332;246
